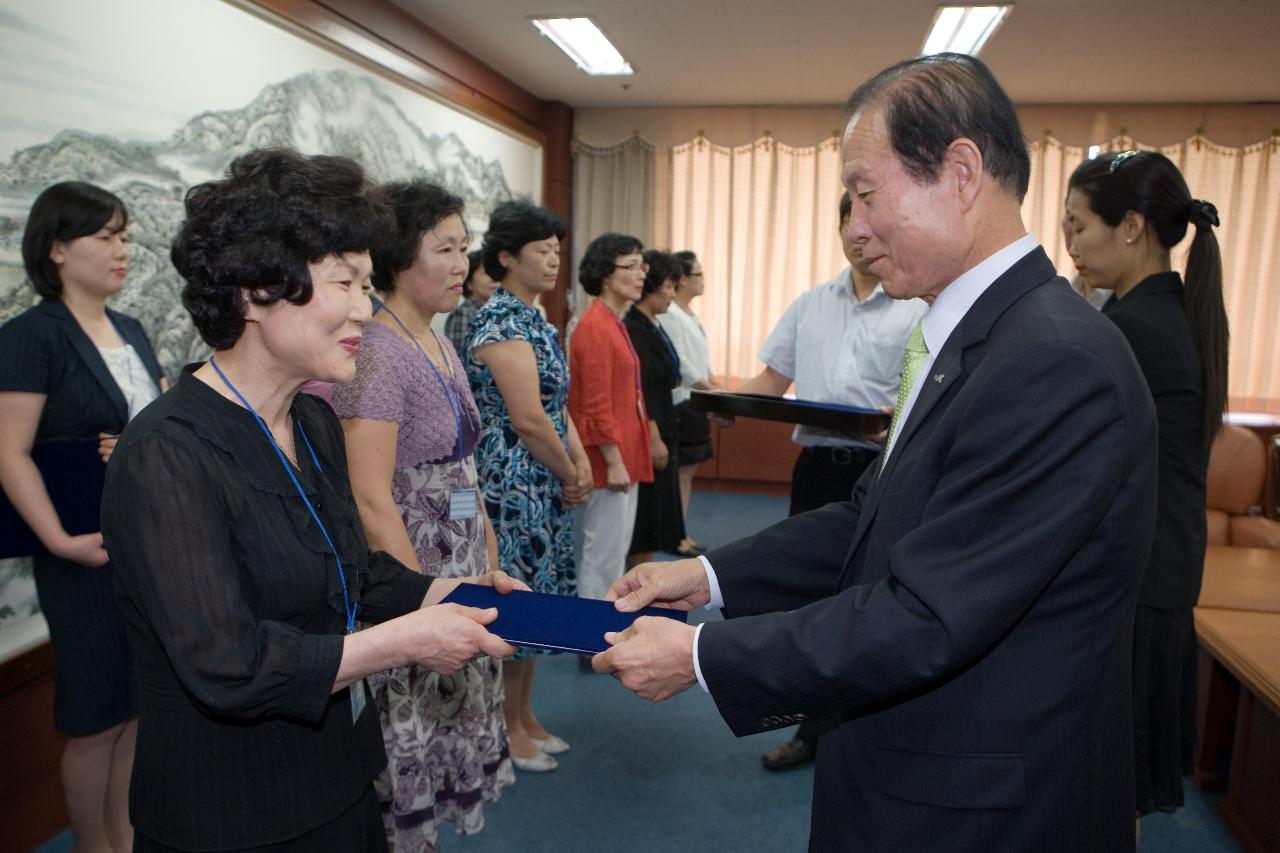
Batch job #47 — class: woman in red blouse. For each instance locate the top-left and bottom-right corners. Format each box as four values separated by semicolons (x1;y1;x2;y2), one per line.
569;233;654;602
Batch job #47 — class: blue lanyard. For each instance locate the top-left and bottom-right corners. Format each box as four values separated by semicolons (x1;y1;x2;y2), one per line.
208;355;358;634
376;300;465;458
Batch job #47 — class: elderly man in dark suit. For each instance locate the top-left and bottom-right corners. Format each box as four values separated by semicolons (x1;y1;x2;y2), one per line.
594;52;1157;853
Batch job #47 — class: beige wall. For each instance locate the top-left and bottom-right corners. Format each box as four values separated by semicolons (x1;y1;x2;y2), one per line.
576;103;1280;149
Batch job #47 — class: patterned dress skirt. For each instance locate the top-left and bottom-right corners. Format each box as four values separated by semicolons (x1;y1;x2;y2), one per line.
368;455;513;853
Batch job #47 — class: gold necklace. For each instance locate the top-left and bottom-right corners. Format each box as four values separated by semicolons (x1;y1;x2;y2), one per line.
274;413;299;469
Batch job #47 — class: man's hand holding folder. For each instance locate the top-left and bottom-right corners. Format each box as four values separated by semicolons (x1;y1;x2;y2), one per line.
590;558;707;701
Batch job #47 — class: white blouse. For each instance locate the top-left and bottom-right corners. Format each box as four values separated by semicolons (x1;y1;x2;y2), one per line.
657;300;711;405
98;344;160;421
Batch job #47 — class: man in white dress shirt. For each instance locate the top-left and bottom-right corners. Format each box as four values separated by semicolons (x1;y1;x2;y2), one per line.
737;191;925;769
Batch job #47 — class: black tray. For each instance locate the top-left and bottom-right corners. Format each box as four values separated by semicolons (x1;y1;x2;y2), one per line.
690;390;889;433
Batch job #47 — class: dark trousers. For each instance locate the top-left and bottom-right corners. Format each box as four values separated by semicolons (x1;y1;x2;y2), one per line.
788;444;880;746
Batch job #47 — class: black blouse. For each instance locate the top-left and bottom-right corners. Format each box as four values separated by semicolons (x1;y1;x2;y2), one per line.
102;369;431;850
625;309;681;444
1102;272;1208;610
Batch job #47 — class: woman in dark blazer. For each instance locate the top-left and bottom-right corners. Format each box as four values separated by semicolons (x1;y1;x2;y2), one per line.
625;250;686;565
0;182;166;851
1066;150;1230;821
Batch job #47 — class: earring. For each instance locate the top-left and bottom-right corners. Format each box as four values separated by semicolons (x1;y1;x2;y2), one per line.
1125;238;1134;245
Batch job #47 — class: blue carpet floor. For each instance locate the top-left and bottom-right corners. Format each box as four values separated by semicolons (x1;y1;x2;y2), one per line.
38;491;1242;852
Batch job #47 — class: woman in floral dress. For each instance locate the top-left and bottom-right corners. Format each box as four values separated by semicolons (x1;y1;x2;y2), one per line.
332;180;513;852
466;200;593;771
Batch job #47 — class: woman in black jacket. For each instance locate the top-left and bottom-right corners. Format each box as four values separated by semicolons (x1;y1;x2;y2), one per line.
625;250;687;565
0;182;166;852
100;148;519;853
1065;150;1229;822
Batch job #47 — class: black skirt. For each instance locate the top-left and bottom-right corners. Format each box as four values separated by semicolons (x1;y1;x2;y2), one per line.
1132;605;1198;815
674;401;713;466
33;553;136;736
134;785;387;852
629;454;686;555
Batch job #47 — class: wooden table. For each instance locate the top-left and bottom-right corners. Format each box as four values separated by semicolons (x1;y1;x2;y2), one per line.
1199;545;1280;614
1196;608;1280;715
1193;607;1280;852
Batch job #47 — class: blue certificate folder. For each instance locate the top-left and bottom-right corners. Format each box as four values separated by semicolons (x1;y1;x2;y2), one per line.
0;438;105;559
441;585;688;656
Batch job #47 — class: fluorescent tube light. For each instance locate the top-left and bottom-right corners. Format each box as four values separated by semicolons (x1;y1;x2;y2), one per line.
921;5;1013;57
532;17;633;76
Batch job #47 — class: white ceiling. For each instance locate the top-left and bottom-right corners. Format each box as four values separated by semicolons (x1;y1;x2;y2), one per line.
391;0;1280;107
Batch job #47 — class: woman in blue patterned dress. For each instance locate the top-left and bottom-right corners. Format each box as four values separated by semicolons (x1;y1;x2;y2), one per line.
465;201;592;772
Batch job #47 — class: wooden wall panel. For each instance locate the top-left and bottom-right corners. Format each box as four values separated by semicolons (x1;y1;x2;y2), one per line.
540;100;574;329
695;418;797;494
1;645;65;851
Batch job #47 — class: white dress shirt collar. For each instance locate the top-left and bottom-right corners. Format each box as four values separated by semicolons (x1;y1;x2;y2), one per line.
920;232;1038;357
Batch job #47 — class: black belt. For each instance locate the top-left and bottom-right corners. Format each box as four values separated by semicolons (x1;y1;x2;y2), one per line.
802;445;877;466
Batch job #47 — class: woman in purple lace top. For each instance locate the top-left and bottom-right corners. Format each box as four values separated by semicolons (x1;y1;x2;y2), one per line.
331;180;513;852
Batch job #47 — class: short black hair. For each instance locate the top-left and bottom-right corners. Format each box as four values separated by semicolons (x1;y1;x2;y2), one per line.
844;52;1030;201
480;200;566;282
672;250;699;278
641;249;680;295
171;148;390;349
369;179;465;293
839;191;852;224
462;249;484;297
22;182;128;299
578;232;644;296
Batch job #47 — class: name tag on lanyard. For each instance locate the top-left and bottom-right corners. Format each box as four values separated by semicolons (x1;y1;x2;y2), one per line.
449;489;478;521
350;679;367;724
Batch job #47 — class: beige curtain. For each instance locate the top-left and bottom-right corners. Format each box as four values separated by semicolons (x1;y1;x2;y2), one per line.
575;130;1280;409
654;133;847;385
569;136;657;321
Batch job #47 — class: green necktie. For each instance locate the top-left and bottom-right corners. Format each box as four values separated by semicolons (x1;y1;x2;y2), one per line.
882;320;928;470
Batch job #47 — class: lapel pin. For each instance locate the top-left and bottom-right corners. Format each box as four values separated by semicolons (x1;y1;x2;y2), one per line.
932;373;945;383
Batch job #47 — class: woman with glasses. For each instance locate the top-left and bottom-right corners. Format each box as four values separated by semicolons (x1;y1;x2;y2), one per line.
1065;150;1229;822
466;201;592;771
569;233;654;605
657;250;718;556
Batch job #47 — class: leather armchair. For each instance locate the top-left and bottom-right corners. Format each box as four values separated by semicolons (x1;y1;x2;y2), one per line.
1205;425;1280;548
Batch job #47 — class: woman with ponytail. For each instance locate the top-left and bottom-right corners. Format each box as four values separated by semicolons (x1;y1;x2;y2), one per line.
1066;150;1229;820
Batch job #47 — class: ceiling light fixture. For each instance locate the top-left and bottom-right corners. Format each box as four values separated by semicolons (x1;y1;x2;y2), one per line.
920;4;1013;57
531;17;633;76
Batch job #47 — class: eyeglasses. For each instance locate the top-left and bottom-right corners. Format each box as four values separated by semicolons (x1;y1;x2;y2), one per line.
1109;150;1141;173
613;261;649;273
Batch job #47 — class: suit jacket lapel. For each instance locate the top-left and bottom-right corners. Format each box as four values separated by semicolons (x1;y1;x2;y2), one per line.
42;300;129;424
835;247;1062;588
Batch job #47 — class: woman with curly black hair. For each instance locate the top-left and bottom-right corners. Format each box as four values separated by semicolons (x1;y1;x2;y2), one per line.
99;149;519;852
624;250;686;566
